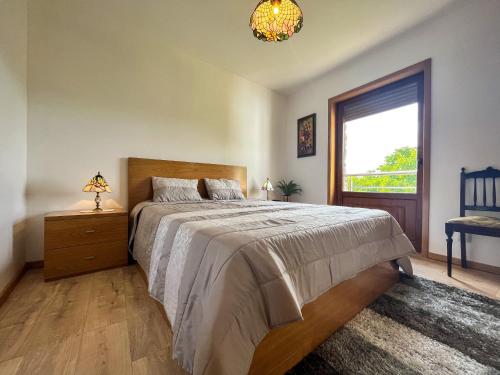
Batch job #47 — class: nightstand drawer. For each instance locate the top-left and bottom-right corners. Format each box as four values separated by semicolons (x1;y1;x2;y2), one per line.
45;216;128;250
44;240;128;280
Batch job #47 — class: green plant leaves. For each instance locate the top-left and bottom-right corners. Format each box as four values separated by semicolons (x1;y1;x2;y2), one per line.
277;179;302;196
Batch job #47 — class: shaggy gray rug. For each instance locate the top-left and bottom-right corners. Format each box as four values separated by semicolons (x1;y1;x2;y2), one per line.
288;275;500;374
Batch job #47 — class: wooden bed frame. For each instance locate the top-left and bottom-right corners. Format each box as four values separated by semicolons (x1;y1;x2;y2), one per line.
127;157;400;375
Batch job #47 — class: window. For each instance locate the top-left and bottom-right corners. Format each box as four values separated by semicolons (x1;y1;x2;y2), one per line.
339;74;421;194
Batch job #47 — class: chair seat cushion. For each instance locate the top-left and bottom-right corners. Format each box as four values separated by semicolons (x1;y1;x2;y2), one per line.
447;215;500;229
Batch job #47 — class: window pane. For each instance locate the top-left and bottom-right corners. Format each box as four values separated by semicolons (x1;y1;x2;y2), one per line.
343;103;418;193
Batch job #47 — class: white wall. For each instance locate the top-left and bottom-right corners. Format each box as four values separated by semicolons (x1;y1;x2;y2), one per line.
282;0;500;267
0;0;27;290
26;0;286;261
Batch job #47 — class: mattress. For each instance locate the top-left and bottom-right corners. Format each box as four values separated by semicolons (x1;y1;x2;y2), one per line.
130;199;415;375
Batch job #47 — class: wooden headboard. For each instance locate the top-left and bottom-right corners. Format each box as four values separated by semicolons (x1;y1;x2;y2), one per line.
127;158;247;210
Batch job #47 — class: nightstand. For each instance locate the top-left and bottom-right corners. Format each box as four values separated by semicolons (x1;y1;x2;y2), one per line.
44;209;128;280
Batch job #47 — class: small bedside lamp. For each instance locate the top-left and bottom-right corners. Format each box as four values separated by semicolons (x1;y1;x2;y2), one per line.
261;177;273;201
82;172;112;211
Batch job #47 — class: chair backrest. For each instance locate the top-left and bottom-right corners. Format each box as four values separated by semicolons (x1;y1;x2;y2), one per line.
460;167;500;216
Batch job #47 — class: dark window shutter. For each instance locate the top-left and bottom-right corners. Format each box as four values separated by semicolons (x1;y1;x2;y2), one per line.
342;75;420;122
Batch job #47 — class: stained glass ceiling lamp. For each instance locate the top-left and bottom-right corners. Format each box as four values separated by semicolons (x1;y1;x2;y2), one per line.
250;0;303;42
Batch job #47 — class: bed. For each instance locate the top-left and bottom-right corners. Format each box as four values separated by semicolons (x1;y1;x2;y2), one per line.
127;157;415;375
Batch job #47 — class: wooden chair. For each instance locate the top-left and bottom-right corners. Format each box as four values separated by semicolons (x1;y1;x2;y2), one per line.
445;167;500;276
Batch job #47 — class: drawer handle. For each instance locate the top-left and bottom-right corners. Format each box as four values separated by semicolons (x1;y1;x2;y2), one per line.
84;229;96;234
83;256;96;260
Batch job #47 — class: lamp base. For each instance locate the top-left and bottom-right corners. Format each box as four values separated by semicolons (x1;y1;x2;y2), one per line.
78;192;115;213
94;192;102;211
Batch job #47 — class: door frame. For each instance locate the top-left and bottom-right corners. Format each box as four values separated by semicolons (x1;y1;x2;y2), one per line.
327;59;431;256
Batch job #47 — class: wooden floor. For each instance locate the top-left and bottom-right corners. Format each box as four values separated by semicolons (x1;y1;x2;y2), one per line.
0;266;186;375
0;258;498;375
411;255;500;299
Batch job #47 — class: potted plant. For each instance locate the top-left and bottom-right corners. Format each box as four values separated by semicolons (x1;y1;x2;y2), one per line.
277;180;302;202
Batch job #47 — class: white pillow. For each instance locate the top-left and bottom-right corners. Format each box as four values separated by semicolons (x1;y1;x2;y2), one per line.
152;177;202;202
204;178;245;200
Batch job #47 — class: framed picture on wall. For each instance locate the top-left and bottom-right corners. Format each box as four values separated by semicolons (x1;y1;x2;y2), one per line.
297;113;316;158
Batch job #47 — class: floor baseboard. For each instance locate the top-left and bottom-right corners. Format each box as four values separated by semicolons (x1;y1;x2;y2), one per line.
428;252;500;275
0;263;27;308
26;260;44;269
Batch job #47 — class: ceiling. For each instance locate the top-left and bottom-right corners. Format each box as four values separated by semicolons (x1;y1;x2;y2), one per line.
76;0;455;95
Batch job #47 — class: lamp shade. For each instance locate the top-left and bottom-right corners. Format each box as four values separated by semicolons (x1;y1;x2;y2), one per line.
261;177;274;191
82;172;112;193
250;0;303;42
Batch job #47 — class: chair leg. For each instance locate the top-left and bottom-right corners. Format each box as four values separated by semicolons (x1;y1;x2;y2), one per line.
446;231;453;277
460;232;467;269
